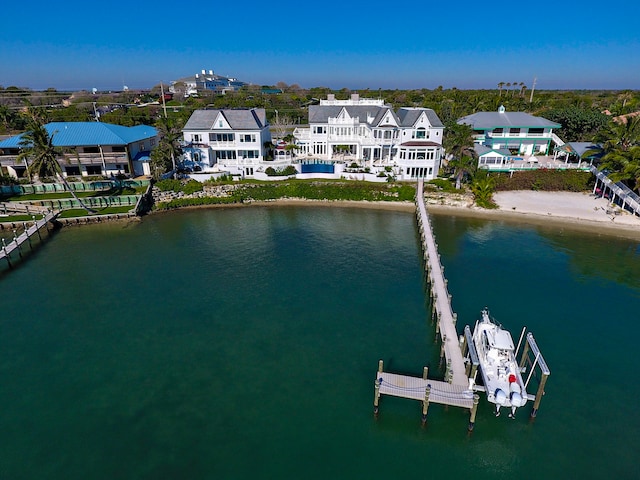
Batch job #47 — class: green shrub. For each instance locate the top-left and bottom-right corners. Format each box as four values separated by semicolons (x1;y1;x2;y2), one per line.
155;178;183;192
0;174;18;186
491;170;592;192
181;179;204;195
426;178;457;192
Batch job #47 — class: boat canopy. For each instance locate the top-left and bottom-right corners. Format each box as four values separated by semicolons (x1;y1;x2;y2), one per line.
487;329;515;351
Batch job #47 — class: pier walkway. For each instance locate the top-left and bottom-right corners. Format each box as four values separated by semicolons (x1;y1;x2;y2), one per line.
374;179;480;428
1;209;58;265
415;179;468;386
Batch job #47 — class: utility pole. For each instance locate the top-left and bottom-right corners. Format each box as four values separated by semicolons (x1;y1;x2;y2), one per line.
529;77;537;103
159;81;175;174
160;82;168;118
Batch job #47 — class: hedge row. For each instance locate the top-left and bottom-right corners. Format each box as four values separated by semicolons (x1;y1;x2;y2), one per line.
238;182;416;202
491;169;593;192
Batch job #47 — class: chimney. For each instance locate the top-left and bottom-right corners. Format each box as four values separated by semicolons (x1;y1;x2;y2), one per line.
202;69;206;75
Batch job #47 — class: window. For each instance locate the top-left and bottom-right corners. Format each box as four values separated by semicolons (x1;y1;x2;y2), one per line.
493;128;503;135
529;128;544;135
217;150;237;160
193;134;202;143
240;134;256;143
509;128;520;135
216;133;235;142
86;166;102;175
83;146;99;153
413;128;426;139
239;150;259;158
65;166;81;176
383;130;392;139
112;146;126;152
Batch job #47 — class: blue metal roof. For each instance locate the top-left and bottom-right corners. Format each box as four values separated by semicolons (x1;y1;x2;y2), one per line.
0;122;157;149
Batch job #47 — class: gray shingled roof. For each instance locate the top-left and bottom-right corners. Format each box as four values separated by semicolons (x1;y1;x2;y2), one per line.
308;105;387;125
308;105;443;128
397;108;444;128
183;109;267;130
458;111;560;130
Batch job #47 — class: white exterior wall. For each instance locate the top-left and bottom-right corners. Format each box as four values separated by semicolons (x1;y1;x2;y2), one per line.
181;121;272;178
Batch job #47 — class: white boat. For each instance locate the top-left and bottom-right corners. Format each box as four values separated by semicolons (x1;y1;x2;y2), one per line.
471;308;528;418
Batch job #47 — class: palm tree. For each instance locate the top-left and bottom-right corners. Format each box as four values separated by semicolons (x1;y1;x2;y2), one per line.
443;122;477;189
598;146;640;191
498;82;505;97
591;117;640;191
17;111;95;212
154;115;183;173
470;170;496;208
594;116;640;153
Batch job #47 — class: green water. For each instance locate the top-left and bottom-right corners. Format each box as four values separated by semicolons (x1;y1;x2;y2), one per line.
1;207;639;479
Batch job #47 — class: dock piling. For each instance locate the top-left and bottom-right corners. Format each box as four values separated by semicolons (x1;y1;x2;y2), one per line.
421;385;431;425
468;394;480;431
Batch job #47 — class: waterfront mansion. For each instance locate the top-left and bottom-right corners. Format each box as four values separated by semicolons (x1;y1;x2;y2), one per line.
293;94;444;181
180;94;444;181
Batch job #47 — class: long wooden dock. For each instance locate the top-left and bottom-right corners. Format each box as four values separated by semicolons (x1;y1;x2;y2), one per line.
415;180;468;386
374;179;480;428
373;179;549;430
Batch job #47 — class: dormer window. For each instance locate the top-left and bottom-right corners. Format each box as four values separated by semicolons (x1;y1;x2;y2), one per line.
413;128;426;139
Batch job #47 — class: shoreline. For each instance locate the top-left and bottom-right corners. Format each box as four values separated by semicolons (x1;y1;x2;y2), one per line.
151;194;640;239
6;191;636;240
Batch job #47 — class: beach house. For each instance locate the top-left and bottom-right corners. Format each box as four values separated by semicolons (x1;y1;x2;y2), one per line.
293;94;444;180
181;108;272;178
0;122;158;179
458;106;561;159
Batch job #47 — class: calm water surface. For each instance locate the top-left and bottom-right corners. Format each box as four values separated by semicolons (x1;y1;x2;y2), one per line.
1;207;639;479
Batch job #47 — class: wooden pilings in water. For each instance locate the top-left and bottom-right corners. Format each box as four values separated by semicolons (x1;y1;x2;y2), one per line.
373;360;383;416
468;394;480;431
374;360;479;430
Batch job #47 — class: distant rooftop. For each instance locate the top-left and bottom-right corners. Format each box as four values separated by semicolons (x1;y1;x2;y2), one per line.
458;106;560;130
0;122;157;149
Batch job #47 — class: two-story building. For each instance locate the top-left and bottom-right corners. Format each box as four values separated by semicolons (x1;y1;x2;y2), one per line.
457;105;561;158
0;122;158;179
293;94;444;180
181;108;271;178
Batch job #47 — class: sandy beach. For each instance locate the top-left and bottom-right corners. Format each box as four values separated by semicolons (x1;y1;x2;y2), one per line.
427;190;640;239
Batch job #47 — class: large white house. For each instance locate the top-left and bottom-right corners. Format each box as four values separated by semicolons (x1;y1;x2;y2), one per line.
458;106;561;158
181;108;272;178
293;94;444;180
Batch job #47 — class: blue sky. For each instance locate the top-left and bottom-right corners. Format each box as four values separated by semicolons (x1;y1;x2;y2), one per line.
2;0;639;91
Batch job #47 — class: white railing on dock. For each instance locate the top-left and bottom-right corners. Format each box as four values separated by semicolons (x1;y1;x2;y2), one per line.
416;179;468;386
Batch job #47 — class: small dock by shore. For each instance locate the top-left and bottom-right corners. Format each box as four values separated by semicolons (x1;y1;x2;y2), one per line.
1;208;59;269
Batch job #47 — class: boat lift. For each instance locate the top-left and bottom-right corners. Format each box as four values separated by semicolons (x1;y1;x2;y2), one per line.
461;324;551;418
